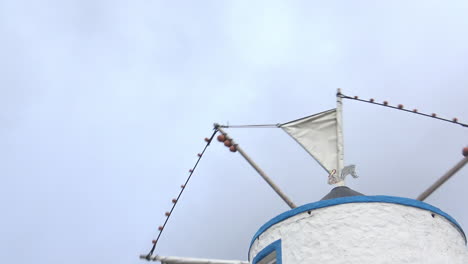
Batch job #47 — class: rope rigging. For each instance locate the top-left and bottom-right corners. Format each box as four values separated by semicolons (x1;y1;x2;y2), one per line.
145;128;218;259
338;92;467;128
217;124;280;128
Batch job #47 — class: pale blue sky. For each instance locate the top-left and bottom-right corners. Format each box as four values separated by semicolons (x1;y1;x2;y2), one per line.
1;1;468;263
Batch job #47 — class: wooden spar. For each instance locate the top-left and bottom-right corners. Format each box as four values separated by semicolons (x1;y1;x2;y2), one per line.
140;255;248;264
335;88;345;186
215;125;297;209
417;156;468;201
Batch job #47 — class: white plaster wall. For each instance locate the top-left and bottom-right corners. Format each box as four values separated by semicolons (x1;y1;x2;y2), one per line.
249;203;468;264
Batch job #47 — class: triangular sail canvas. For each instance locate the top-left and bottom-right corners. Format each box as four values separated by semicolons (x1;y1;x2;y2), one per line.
280;109;338;175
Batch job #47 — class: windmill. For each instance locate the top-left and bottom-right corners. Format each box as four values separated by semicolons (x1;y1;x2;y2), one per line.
140;89;468;264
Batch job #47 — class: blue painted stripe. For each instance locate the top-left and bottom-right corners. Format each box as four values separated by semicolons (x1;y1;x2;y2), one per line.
249;195;466;250
252;239;282;263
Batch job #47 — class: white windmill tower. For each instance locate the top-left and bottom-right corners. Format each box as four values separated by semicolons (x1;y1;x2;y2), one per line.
141;89;468;264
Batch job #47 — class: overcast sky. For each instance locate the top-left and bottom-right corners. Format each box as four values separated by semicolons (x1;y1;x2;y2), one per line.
1;1;468;263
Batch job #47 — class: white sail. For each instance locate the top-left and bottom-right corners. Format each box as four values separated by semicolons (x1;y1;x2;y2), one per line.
280;109;339;175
